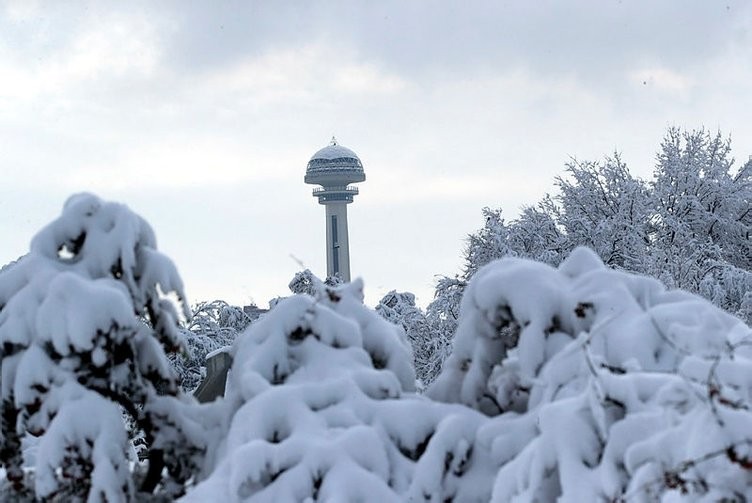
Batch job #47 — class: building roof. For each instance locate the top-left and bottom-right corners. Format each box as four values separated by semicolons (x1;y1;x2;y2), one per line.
309;137;361;163
305;137;366;188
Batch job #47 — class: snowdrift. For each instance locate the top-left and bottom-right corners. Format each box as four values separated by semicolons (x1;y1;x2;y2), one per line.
190;248;752;502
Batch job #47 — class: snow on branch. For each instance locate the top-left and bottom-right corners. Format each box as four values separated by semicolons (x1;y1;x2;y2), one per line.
191;247;752;501
0;193;209;501
429;247;752;500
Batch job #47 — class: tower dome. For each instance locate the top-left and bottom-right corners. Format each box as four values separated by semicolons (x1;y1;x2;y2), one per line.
309;142;361;163
305;137;365;186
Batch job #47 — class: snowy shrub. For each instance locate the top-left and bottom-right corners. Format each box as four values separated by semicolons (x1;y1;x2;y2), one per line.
6;192;748;501
189;249;752;501
0;194;208;501
429;247;752;500
186;281;503;502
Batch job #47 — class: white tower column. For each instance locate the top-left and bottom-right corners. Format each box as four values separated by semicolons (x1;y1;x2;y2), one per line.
324;203;351;282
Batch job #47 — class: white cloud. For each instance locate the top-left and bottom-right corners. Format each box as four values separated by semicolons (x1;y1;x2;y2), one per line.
3;1;752;310
332;62;408;94
3;0;42;22
65;139;291;191
191;43;410;112
63;18;159;79
0;11;159;101
631;67;693;93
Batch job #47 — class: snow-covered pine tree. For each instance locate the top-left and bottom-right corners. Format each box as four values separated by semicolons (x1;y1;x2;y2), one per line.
429;247;752;500
187;249;752;501
186;280;502;502
0;194;207;501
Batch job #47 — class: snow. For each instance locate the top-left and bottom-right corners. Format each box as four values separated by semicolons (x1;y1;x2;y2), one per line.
34;386;131;502
430;247;752;500
0;193;201;500
376;290;450;387
4;192;752;501
309;143;361;162
185;281;497;502
188;247;752;501
206;345;232;360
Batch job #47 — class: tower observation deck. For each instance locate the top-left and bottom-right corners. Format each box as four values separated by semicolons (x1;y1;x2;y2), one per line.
305;137;366;282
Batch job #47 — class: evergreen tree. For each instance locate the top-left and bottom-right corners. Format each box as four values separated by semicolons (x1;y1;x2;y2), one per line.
0;194;207;501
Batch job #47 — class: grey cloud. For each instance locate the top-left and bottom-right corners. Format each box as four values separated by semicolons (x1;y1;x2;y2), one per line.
160;0;751;83
4;1;749;87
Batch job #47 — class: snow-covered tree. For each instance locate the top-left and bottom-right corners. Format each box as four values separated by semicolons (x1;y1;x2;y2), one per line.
456;154;652;281
0;194;207;501
426;276;465;326
555;154;652;272
288;269;344;297
287;269;320;296
428;247;752;500
648;128;752;320
186;280;509;502
436;128;751;340
463;208;513;278
506;197;566;266
186;250;752;501
172;300;255;393
376;291;449;388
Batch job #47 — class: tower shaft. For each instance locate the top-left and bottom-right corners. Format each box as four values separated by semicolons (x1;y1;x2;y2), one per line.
324;203;351;282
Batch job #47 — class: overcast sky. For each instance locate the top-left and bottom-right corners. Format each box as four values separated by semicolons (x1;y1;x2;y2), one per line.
2;1;751;308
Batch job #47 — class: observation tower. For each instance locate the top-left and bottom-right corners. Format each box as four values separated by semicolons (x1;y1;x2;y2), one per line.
305;137;366;282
